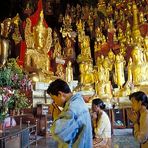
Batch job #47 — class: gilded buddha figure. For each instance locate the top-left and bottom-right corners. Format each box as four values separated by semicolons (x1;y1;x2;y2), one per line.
24;10;52;82
95;58;113;99
128;42;148;86
79;61;94;91
114;53;126;88
144;36;148;62
66;61;73;83
0;18;12;68
77;35;92;63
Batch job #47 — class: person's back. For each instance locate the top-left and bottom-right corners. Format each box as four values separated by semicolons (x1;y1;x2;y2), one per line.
47;79;93;148
51;93;92;148
95;110;111;138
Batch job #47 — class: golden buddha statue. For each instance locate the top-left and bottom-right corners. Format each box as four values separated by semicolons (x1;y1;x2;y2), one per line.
144;36;148;62
95;27;102;42
55;64;65;80
95;58;113;99
108;19;116;33
79;61;94;91
77;35;92;63
125;21;132;44
53;39;62;59
64;36;75;60
128;42;148;86
0;18;12;68
97;0;106;14
118;28;126;44
132;2;141;42
94;41;101;53
66;61;73;83
114;53;126;88
11;13;22;45
24;10;52;82
139;11;145;24
105;49;115;71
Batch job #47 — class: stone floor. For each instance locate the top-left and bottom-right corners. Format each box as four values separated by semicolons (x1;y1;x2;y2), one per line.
30;129;140;148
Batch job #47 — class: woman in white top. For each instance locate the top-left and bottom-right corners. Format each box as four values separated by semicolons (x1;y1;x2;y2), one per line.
91;98;111;148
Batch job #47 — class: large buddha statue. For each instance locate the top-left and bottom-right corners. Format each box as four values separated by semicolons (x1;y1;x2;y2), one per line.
0;18;12;68
128;43;148;86
24;10;52;82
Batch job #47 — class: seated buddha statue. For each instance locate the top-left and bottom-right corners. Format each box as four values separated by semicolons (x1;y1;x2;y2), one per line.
77;35;92;63
79;61;94;91
127;42;148;86
64;36;75;61
95;58;113;100
24;10;53;82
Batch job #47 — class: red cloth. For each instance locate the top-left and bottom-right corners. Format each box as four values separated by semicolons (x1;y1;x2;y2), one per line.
19;0;48;66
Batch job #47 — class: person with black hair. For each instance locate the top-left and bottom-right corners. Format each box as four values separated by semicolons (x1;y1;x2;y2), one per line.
91;98;111;148
128;91;148;148
47;79;93;148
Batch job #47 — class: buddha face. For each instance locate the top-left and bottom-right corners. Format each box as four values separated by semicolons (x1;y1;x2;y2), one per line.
132;48;143;63
108;50;114;60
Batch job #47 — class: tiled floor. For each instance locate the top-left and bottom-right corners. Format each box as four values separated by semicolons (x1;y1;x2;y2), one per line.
30;129;139;148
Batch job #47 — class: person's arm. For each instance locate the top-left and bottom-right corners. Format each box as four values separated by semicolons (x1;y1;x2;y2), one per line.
134;113;148;143
50;110;80;144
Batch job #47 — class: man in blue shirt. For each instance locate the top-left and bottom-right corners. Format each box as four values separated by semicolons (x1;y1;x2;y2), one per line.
47;79;93;148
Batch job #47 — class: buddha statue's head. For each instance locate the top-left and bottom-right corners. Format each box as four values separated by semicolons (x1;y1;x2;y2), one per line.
131;46;143;64
67;61;72;67
65;36;72;48
1;18;11;38
108;49;115;61
33;10;48;50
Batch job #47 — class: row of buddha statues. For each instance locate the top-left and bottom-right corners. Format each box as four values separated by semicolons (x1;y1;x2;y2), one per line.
0;0;148;101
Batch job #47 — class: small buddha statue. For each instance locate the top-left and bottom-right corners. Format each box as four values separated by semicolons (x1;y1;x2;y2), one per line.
11;13;22;45
95;58;113;99
52;39;62;59
106;49;115;71
55;64;65;80
66;61;73;83
125;21;132;44
118;28;126;44
77;35;92;63
139;11;146;24
114;53;126;88
24;10;53;82
97;0;106;13
64;36;75;61
79;61;94;91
